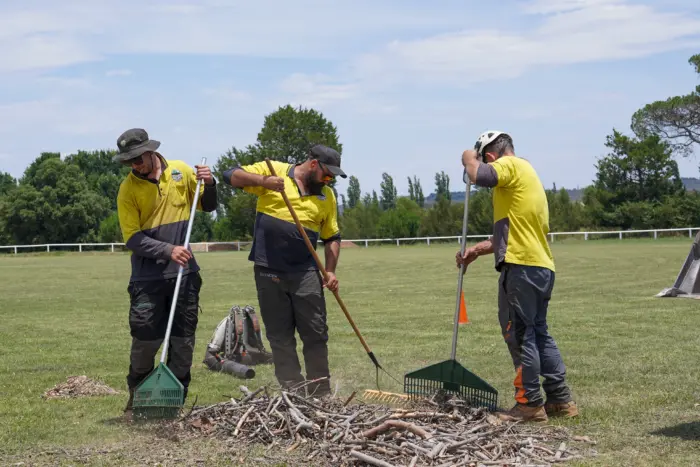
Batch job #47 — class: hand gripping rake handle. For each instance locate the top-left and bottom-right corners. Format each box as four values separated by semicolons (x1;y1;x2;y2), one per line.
160;157;207;365
451;172;471;360
264;158;399;388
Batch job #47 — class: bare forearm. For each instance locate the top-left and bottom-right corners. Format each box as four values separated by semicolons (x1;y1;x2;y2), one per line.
473;238;494;256
465;158;481;184
324;240;340;273
224;168;266;188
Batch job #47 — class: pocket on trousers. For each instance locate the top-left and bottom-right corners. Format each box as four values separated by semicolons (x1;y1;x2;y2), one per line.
173;273;201;337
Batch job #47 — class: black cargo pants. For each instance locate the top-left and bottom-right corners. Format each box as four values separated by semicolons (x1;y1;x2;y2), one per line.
126;271;202;400
498;263;572;407
254;265;330;396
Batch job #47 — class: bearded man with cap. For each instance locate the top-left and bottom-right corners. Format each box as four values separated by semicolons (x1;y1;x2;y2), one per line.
223;144;346;397
113;128;218;417
458;131;578;423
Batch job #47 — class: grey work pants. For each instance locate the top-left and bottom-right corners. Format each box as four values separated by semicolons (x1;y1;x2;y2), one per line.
253;265;330;395
498;264;572;407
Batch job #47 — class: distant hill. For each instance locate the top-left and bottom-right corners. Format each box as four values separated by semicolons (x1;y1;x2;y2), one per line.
421;177;700;206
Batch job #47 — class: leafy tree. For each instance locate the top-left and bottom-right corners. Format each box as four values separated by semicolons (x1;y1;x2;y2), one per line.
347;176;361;209
255;104;342;164
596;130;683;204
191;211;216;242
435;171;451;202
419;198;460;236
408;175;425;208
584;129;684;229
1;158;110;244
379;173;397;210
214;191;259;241
467;188;493;235
0;172;17;196
631;54;700;157
21;152;61;185
64;149;130;211
98;211;122;243
376;198;422;238
413;176;425;208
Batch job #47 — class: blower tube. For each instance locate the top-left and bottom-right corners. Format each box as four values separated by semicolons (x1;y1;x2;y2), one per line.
203;352;255;379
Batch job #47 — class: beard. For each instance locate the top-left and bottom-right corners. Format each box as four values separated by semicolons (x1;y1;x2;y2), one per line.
305;173;326;195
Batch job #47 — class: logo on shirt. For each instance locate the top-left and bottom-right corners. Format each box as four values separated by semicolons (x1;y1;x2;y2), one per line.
316;195;326;201
172;169;183;182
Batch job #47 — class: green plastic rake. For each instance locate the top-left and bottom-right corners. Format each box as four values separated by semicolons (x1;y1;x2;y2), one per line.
404;173;499;411
132;157;206;420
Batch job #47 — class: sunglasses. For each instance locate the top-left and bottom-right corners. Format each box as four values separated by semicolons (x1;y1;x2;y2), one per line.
121;153;150;166
318;163;335;182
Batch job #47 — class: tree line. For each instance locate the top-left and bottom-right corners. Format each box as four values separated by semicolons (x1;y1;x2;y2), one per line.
1;53;699;246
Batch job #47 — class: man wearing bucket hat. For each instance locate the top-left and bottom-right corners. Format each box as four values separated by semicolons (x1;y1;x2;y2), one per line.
457;131;578;423
222;144;346;397
114;128;218;417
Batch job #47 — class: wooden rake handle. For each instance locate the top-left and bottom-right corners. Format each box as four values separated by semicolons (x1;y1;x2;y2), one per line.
264;158;379;365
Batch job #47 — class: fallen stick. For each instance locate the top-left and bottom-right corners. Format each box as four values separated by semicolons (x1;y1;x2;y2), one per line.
350;449;398;467
240;386;266;404
362;420;431;440
233;406;255;437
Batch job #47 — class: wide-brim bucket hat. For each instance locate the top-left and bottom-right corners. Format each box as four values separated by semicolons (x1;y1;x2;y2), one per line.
113;128;161;163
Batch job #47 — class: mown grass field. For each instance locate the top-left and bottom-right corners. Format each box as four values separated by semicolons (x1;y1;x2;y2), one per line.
1;238;699;466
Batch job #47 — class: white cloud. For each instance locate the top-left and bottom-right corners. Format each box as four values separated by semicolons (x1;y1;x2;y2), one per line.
279;73;358;108
352;0;700;86
521;0;617;14
0;0;467;73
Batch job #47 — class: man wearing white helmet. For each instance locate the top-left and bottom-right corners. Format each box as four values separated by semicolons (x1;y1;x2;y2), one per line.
457;131;578;423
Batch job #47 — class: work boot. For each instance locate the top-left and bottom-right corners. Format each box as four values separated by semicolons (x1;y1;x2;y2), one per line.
306;377;331;398
545;400;579;418
123;388;134;422
497;403;548;423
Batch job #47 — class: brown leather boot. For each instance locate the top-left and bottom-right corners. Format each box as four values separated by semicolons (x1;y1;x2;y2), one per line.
497;403;548;423
545;401;579;418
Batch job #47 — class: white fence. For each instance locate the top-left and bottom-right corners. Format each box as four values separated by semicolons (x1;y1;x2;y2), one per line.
1;227;699;255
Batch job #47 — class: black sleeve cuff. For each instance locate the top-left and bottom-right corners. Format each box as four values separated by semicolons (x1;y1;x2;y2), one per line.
200;180;218;212
322;234;341;245
222;167;241;186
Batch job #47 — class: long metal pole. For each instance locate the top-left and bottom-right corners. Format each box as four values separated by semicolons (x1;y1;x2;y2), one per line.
451;173;471;360
160;157;206;364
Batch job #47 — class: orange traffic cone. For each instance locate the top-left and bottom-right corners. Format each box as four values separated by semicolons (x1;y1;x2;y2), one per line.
459;290;469;324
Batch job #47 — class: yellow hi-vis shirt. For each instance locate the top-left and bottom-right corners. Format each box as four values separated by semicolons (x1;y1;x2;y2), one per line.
231;160;340;272
475;155;555;272
117;157;215;281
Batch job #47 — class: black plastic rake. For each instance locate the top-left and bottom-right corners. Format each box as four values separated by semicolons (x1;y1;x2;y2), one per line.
403;173;499;411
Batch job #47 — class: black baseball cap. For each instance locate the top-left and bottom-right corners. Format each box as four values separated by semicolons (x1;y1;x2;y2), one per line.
309;144;347;178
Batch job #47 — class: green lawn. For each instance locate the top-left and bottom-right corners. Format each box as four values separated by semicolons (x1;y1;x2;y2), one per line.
1;239;699;466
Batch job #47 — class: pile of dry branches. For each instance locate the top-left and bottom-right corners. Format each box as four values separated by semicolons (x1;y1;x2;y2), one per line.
176;383;597;466
43;375;120;399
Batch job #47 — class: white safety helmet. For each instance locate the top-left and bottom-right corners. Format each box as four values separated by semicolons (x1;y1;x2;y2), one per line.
474;130;507;159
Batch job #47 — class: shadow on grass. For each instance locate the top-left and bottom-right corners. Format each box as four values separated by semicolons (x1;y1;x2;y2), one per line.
651;421;700;441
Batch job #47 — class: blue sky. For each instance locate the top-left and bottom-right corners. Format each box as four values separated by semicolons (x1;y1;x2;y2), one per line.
1;0;699;198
